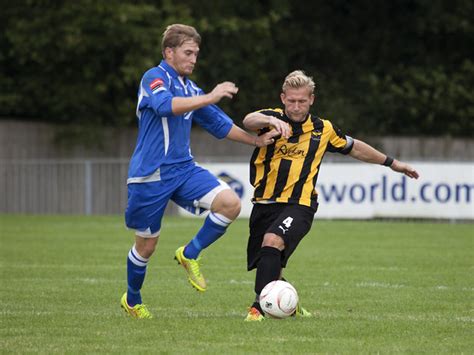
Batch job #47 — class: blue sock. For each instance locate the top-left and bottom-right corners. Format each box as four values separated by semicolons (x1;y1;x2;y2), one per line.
184;212;232;259
126;245;149;306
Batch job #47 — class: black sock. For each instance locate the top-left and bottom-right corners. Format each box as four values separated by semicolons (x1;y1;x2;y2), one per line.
255;246;282;295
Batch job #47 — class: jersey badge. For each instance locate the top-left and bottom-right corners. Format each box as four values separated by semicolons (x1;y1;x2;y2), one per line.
150;78;165;94
311;130;322;141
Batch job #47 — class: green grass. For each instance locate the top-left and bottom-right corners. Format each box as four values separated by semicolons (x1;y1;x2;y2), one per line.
1;215;472;353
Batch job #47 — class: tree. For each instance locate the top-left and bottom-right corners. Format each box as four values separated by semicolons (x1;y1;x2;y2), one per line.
1;0;472;139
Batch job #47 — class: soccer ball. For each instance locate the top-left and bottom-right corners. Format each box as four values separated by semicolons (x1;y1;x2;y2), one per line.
259;280;299;319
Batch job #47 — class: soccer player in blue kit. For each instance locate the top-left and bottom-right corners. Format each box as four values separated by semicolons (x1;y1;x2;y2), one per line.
121;24;278;318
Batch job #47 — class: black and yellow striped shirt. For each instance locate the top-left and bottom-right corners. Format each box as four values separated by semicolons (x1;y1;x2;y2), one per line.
250;108;353;209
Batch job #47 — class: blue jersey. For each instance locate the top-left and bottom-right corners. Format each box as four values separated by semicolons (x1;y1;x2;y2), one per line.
127;60;233;183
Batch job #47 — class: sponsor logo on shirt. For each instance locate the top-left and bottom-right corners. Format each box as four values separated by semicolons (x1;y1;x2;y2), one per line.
150;78;165;94
276;144;306;157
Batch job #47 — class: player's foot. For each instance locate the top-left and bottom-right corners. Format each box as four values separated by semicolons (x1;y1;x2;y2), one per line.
244;306;265;322
174;246;207;292
294;303;312;318
120;293;152;319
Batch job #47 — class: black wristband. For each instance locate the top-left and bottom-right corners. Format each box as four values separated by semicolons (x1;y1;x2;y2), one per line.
382;156;394;167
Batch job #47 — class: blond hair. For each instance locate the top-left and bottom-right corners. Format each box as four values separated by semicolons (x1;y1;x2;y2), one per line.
282;70;316;94
161;24;201;57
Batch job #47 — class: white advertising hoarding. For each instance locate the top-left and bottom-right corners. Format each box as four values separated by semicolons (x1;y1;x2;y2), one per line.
182;162;473;219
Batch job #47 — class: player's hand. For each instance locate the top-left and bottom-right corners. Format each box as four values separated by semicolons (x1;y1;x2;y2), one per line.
209;81;239;103
268;116;291;139
255;130;281;147
391;160;419;179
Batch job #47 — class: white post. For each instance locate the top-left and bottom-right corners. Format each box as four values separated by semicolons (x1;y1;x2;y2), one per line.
84;160;92;215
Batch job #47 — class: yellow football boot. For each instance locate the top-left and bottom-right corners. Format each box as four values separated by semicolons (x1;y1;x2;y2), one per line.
120;293;152;319
174;246;207;292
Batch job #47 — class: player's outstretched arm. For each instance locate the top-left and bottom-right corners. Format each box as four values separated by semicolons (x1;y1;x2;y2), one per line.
226;125;281;147
349;139;419;179
243;112;291;139
171;82;238;116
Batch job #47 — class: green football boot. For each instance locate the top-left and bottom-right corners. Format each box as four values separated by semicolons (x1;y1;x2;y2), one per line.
120;293;152;319
174;246;207;292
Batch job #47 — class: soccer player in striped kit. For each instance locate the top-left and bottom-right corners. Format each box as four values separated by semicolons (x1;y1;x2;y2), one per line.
243;70;419;321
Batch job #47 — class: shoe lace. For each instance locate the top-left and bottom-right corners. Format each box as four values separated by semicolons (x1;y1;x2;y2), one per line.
135;304;150;316
188;257;202;277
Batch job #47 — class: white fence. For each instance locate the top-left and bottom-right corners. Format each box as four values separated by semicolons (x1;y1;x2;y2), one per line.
0;159;129;214
1;160;473;219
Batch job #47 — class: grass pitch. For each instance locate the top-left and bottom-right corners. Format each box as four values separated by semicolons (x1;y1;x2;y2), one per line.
1;215;472;353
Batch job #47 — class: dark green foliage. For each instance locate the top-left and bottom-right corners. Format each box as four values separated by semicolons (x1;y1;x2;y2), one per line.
0;0;472;137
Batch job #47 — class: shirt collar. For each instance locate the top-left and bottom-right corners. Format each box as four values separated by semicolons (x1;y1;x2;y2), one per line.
283;111;312;126
159;60;180;79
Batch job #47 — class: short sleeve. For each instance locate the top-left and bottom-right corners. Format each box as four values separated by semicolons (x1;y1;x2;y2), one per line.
139;69;174;117
326;121;354;155
254;108;283;135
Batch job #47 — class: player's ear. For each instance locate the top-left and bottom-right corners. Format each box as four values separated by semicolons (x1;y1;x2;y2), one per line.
164;47;174;60
309;94;315;105
280;92;286;105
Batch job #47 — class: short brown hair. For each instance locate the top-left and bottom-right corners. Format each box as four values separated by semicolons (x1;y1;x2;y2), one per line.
282;70;316;94
161;24;201;57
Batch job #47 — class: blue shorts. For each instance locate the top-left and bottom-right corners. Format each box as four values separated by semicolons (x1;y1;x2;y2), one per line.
125;164;228;237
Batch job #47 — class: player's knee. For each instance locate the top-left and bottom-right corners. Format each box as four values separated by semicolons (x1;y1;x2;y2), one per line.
135;236;159;258
141;244;156;258
229;195;241;217
212;189;241;220
262;233;285;250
